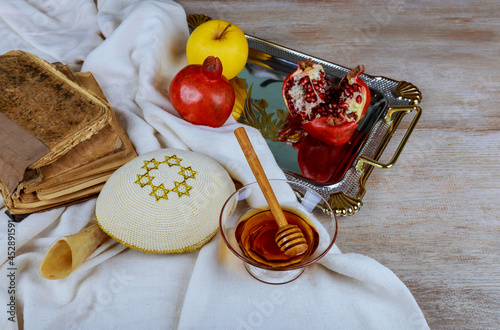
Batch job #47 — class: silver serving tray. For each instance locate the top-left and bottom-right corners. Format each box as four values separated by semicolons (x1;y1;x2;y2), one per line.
238;35;422;217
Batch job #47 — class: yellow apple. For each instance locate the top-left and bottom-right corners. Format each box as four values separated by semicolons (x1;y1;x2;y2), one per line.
187;19;248;80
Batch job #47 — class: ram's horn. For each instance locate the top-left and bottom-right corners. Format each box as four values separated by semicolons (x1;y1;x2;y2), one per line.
39;220;109;279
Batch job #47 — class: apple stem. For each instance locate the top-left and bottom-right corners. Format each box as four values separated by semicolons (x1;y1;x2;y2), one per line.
216;24;232;40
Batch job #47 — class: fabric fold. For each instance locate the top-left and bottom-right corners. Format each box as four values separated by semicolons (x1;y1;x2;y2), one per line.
178;235;428;329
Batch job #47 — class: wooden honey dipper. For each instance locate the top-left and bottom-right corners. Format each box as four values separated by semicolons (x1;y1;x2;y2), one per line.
234;127;308;257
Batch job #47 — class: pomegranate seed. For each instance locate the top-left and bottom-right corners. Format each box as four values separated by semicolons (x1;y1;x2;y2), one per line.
339;102;349;109
356;95;363;104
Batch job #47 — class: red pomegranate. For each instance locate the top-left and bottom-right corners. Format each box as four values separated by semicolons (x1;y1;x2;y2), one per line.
282;59;371;146
169;56;235;128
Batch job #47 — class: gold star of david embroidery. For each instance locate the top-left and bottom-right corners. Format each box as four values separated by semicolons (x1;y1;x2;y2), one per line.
134;154;197;202
172;181;192;198
178;166;197;180
141;158;161;170
135;172;154;188
149;183;170;201
165;155;183;167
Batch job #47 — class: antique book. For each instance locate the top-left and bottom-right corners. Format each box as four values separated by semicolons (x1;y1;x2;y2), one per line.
18;69;137;197
0;52;137;218
0;50;112;194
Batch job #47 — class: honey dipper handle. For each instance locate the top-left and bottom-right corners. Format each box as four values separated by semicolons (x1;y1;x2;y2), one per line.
234;127;289;228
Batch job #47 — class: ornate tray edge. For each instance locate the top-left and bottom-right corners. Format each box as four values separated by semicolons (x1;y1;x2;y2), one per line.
244;35;422;217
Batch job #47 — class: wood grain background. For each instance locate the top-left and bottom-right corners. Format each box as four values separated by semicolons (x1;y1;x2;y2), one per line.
177;1;500;328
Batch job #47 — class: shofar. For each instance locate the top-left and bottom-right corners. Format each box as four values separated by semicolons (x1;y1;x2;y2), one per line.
39;220;109;279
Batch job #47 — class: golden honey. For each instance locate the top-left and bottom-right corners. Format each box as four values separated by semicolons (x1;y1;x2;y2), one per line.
235;209;318;267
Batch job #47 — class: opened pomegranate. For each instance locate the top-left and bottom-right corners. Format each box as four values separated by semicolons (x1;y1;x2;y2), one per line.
282;59;371;146
282;58;333;120
169;56;235;128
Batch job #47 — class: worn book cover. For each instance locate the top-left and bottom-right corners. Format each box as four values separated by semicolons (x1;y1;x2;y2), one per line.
0;54;137;218
0;51;112;193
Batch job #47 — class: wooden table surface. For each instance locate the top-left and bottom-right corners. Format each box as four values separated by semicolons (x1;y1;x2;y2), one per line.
178;1;499;329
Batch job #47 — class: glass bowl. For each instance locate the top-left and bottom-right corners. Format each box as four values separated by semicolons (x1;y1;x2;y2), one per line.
219;179;337;284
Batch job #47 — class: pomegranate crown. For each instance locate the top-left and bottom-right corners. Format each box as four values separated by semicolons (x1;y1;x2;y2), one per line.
202;56;223;79
346;65;365;82
297;58;321;73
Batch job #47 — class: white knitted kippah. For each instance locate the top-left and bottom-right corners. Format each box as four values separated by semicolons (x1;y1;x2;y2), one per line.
95;148;235;254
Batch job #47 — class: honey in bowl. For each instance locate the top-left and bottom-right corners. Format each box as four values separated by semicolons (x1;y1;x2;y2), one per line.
235;208;319;268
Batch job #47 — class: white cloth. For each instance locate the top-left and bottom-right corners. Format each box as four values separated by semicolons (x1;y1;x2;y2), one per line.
0;1;428;329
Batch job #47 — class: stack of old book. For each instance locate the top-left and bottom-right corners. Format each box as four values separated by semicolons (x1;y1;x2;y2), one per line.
0;50;137;220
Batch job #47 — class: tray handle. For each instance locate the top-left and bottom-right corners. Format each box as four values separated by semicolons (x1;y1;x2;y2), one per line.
356;105;421;172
